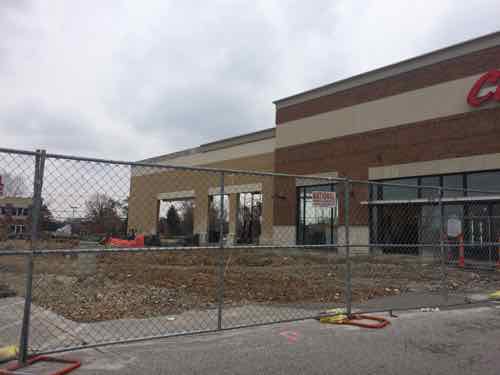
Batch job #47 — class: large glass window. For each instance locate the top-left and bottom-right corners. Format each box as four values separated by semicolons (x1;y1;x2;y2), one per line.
297;184;337;245
381;178;418;200
237;192;262;244
443;174;464;198
420;176;440;199
467;171;500;196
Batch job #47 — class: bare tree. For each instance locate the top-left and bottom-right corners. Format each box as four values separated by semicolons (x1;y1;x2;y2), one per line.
84;193;123;235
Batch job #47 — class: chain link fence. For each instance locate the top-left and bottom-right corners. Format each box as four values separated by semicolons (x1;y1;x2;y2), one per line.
1;147;499;361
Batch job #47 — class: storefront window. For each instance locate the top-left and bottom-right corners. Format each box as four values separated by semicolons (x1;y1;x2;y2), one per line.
297;184;337;245
420;176;440;199
467;171;500;196
237;192;262;244
381;178;418;200
443;174;464;198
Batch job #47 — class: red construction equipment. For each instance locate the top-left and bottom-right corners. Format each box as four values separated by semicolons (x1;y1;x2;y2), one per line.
105;234;145;248
496;235;500;269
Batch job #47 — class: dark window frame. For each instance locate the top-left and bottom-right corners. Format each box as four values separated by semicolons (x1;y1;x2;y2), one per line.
296;183;337;245
374;169;500;200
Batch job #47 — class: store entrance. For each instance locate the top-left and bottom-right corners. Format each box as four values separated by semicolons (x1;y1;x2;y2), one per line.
379;204;420;254
464;203;495;261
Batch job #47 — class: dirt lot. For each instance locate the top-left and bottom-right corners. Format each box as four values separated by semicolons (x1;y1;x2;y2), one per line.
1;249;500;322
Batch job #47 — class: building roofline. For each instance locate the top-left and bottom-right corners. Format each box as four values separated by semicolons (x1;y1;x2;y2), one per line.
140;127;275;163
200;127;275;152
273;30;500;108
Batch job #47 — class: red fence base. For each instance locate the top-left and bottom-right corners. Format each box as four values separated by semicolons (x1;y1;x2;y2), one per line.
0;356;81;375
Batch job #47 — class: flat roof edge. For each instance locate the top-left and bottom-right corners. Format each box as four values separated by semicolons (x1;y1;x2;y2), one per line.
139;127;275;163
273;30;500;108
200;128;275;152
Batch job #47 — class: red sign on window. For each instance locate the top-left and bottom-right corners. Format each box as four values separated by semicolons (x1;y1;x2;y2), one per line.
467;70;500;107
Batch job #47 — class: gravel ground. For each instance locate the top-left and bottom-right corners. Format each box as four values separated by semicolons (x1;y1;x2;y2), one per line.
1;250;500;323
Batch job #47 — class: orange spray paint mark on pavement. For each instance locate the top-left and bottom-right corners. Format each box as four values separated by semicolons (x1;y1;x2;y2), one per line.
279;331;300;343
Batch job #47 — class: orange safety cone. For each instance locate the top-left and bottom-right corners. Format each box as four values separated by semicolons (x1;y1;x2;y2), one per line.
496;236;500;270
458;233;465;268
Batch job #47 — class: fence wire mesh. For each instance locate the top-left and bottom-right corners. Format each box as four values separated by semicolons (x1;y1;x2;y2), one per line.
350;179;500;313
1;147;500;359
0;254;28;356
220;174;346;328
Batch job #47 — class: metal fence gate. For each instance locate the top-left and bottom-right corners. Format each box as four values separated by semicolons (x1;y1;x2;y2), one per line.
1;147;499;363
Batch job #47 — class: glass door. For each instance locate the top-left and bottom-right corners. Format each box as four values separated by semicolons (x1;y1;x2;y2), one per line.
236;192;262;244
464;203;492;261
491;203;500;264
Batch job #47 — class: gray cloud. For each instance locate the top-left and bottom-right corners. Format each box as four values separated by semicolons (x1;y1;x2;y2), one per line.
0;0;499;161
0;101;103;155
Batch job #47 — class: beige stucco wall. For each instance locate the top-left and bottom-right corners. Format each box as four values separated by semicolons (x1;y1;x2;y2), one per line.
128;148;275;244
153;138;275;168
276;72;497;149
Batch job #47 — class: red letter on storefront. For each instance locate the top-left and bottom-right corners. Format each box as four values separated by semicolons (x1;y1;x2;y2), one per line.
467;70;500;107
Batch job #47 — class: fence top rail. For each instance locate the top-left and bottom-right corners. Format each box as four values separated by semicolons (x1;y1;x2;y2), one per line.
3;147;500;194
39;150;347;181
0;147;40;157
350;178;500;196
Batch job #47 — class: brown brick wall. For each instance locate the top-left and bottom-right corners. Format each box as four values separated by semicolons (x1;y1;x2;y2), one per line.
274;107;500;225
276;45;500;124
276;107;500;178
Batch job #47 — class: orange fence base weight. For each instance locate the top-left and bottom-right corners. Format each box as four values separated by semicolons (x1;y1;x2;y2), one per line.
342;314;391;329
497;237;500;270
0;356;81;375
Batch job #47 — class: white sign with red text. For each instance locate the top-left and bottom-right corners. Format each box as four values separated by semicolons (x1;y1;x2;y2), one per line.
312;191;336;208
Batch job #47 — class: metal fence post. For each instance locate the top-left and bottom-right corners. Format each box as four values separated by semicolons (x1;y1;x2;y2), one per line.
344;178;352;316
18;149;46;364
438;187;448;301
217;172;225;330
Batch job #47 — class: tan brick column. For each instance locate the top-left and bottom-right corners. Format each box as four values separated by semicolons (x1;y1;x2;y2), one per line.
194;186;209;245
227;193;239;245
260;178;274;245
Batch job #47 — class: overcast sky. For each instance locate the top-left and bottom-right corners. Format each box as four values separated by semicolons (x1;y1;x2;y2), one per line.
1;1;499;161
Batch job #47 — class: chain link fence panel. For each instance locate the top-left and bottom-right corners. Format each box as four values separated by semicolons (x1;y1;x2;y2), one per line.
220;174;346;328
349;179;500;313
2;147;500;359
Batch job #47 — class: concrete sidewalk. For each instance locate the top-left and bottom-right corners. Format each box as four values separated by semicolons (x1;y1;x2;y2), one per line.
1;291;479;354
27;302;500;375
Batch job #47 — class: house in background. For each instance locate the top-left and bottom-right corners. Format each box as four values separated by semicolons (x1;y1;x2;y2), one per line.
0;196;32;240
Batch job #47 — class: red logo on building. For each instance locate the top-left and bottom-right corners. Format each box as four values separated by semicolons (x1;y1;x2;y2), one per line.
467;70;500;107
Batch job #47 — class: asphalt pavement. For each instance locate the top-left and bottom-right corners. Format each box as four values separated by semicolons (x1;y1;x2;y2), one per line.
24;302;500;375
